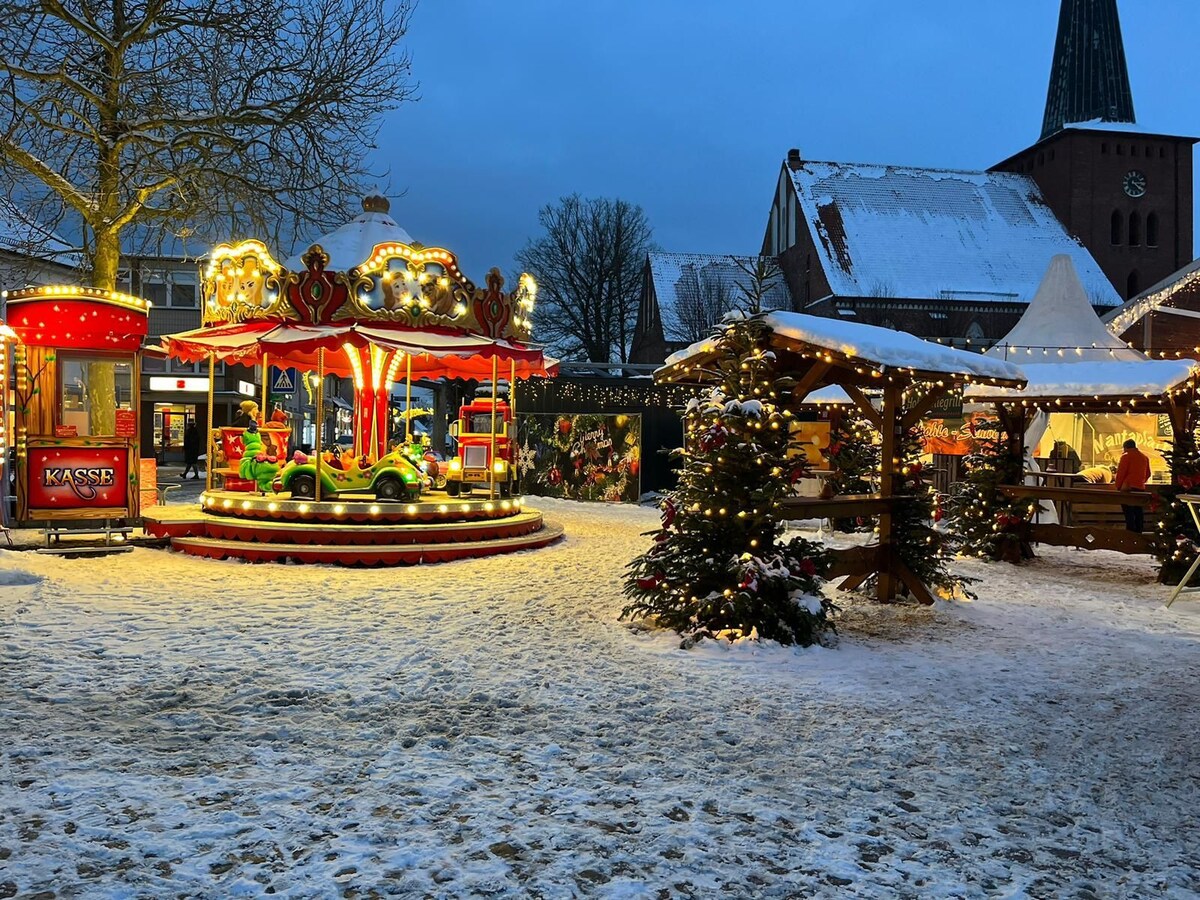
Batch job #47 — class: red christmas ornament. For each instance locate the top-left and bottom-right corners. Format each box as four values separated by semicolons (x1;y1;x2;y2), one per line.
798;558;816;577
636;574;661;591
557;418;572;436
661;499;677;529
548;467;562;486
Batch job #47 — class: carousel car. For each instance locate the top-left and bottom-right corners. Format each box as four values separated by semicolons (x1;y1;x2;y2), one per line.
273;448;422;501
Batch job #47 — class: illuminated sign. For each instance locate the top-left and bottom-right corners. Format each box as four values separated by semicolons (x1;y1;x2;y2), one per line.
149;376;210;392
27;446;130;510
238;380;257;396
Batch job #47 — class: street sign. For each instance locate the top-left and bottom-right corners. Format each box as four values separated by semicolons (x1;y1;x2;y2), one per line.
271;368;295;394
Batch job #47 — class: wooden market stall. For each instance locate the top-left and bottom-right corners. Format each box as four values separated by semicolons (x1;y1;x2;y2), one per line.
965;255;1198;555
5;286;149;524
656;310;1025;603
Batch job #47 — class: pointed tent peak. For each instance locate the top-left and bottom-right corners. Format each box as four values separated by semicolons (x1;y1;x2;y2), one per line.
987;254;1143;362
285;195;414;271
1041;0;1135;140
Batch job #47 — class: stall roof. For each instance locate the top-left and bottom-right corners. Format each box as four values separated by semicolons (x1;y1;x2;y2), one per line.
964;359;1196;402
661;311;1025;387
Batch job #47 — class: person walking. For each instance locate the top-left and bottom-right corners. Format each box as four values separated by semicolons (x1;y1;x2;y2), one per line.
1114;438;1151;532
182;422;202;480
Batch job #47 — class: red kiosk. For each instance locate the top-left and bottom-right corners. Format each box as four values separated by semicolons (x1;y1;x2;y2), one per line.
5;286;149;526
143;198;562;564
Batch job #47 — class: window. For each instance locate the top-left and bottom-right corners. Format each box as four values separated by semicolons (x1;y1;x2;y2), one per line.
1101;143;1108;155
169;276;198;308
1147;212;1159;247
140;267;199;308
1049;148;1055;161
1126;270;1140;300
1117;144;1124;156
1038;152;1045;166
1111;210;1123;245
1146;146;1153;158
58;353;134;436
1160;147;1166;159
1128;211;1141;246
1131;145;1138;157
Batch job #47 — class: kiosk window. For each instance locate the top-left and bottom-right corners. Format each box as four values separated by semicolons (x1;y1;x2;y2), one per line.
60;354;134;436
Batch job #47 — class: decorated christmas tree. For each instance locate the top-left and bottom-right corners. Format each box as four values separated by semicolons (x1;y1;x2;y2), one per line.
1152;437;1200;584
946;417;1031;563
622;315;832;647
823;409;879;531
890;421;974;599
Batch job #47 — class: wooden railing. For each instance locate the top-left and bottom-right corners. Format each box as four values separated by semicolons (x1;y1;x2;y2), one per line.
998;484;1155;554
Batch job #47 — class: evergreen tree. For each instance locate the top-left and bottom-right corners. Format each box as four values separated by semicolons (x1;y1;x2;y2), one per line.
890;423;974;599
823;410;879;531
623;315;832;647
946;418;1031;563
1152;439;1200;584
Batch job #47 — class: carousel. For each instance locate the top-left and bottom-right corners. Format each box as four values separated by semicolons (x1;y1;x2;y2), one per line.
143;195;563;564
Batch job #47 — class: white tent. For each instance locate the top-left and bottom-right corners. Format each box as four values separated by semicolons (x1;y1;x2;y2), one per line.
984;254;1142;362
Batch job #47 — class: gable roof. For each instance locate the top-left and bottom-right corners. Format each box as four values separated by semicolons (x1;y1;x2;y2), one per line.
986;254;1141;361
785;160;1121;308
646;252;791;344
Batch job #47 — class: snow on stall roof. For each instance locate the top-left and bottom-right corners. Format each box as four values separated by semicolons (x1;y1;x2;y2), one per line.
663;311;1024;383
964;359;1196;400
286;200;415;272
786;161;1120;307
803;385;852;405
984;254;1142;362
647;252;790;342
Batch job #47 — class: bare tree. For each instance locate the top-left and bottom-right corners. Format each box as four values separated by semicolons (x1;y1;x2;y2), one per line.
668;266;736;344
732;255;785;315
516;194;653;363
0;0;417;290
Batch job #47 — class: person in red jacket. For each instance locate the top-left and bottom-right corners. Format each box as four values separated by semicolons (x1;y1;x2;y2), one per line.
1115;439;1151;532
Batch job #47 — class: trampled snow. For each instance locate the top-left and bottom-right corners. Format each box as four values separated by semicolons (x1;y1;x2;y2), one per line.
1;500;1198;897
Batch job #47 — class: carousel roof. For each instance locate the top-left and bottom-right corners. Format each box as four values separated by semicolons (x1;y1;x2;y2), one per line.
984;255;1142;362
964;359;1196;402
285;194;415;271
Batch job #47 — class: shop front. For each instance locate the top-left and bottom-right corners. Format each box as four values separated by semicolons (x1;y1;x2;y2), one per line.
6;286;150;522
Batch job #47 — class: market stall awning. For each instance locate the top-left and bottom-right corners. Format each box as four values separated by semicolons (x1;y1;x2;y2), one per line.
659;311;1025;389
964;359;1197;405
160;321;556;380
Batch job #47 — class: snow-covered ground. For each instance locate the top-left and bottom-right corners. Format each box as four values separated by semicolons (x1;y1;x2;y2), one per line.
2;499;1199;898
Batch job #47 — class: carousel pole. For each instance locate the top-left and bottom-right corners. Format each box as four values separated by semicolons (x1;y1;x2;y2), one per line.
510;359;517;489
261;351;270;422
315;349;325;503
489;355;499;499
405;355;413;443
205;353;215;493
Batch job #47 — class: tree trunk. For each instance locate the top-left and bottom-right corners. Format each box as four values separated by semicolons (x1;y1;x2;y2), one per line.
86;226;121;435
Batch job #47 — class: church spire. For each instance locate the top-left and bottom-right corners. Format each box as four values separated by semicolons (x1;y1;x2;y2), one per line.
1040;0;1135;140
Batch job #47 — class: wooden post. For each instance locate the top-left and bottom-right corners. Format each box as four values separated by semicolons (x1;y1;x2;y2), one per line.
877;382;900;602
510;358;517;489
489;355;499;499
315;349;325;503
205;353;215;493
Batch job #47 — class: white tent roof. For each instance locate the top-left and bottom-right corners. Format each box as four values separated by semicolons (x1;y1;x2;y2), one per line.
286;195;415;271
984;255;1142;362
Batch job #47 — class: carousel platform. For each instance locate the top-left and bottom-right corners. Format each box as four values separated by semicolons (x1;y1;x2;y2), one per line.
143;491;564;565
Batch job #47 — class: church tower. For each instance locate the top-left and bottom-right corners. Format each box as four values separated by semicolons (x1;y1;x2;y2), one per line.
991;0;1195;301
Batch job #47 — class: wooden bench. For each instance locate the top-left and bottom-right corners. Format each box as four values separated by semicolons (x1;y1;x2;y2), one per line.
998;484;1154;554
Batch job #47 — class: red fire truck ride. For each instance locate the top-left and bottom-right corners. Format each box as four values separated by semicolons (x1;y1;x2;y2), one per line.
446;397;515;497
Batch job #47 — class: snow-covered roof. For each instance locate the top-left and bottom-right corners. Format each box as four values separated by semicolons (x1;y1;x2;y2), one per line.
1102;257;1200;337
985;255;1142;362
0;199;80;269
965;359;1196;401
647;252;790;342
662;311;1025;385
785;161;1120;307
802;385;852;405
286;195;414;271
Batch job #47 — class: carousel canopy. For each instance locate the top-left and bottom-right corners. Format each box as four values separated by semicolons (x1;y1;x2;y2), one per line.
984;255;1142;362
284;194;415;272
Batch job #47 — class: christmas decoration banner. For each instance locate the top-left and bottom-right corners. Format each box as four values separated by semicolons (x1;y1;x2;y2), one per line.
517;413;641;503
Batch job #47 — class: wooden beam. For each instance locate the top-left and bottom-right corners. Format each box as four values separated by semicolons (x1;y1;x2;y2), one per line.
791;361;832;403
900;385;948;430
894;558;936;606
842;384;883;430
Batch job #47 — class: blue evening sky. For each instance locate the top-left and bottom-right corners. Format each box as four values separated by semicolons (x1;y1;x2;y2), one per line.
370;0;1200;278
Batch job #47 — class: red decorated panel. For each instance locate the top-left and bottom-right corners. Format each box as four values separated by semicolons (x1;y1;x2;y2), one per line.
27;445;130;511
8;297;148;351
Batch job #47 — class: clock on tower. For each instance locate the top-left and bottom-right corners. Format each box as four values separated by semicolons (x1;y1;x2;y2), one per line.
1123;170;1147;199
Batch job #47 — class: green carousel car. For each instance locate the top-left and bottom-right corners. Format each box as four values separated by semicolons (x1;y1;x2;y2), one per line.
273;449;422;501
